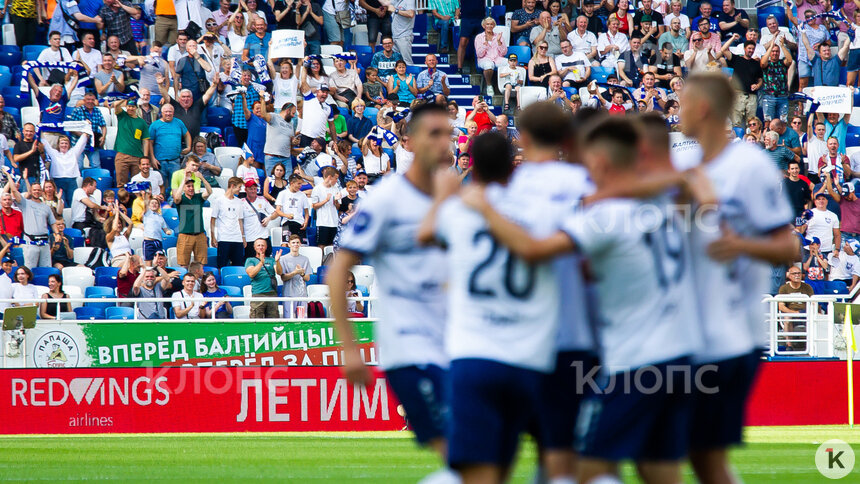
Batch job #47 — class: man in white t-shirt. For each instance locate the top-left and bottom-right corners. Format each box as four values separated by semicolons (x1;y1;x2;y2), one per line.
802;193;841;256
167;32;190;81
310;166;341;248
275;174;311;243
298;68;336;147
596;18;630;69
210;177;246;267
130;157;165;200
70;178;103;230
829;239;860;291
36;32;73;86
567;15;599;64
555;39;591;87
241;179;278;258
172;273;207;319
759;14;797;56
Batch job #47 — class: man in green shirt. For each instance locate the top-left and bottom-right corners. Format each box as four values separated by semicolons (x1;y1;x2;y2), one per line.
113;99;151;186
245;238;284;318
172;168;213;267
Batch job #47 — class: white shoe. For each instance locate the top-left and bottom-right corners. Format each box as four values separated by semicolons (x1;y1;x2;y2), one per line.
487;85;494;97
418;468;461;484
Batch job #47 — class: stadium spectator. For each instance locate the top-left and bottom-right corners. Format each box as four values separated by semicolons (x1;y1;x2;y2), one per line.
311;166;342;249
298;70;337;147
610;0;635;35
172;41;215;103
140;194;172;265
150;104;192;183
12;124;43;186
211;177;247;267
242;179;277;255
797;9;829;91
106;205;134;267
131;158;166;202
803;237;829;280
387;60;418;106
93;53;126;95
9;178;55;268
345;270;365;317
268;59;299;112
597;17;630;69
531;11;563;57
828;240;860;291
35;32;73;86
763;131;795;171
785;161;813;217
370;36;403;79
828;178;860;246
806;40;850;87
802;191;841;258
189;138;223;187
0;97;20;143
499;55;525;112
417;54;450;102
718;37;763;129
817;137;848;181
42;134;87;207
760;14;797;53
99;0;142;55
580;0;604;36
117;253;143;299
329;56;363;110
174;171;213;267
511;0;541;47
50;219;76;270
279;234;310;317
347;100;374;143
38;274;71;320
242;17;271;61
112;99;150;187
429;0;458;53
567;15;599;64
172;273;208;319
664;0;691;36
770;118;802;162
649;42;683;89
760;38;793;123
264;164;288;205
556;39;591;88
135;88;161;127
390;0;416;64
131;266;168;319
275;174;311;242
617;36;649;87
778;267;814;312
10;266;38;306
245;238;283;318
201;271;233;319
716;0;748;41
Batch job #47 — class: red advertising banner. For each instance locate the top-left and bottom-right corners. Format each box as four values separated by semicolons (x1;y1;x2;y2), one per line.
0;367;403;434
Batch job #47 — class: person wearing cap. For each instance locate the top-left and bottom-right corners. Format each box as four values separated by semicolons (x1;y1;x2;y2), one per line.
802;236;829;281
112;98;151;187
0;255;15;283
242;177;278;258
634;0;665;37
498;54;524;113
801;191;841;259
173;165;213;267
298;62;337;148
826;175;860;248
211;177;247;268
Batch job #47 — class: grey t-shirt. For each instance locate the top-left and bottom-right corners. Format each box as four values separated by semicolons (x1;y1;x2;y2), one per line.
93;68;124;94
392;0;415;39
135;284;166;319
279;253;310;297
139;55;169;93
264;114;295;158
18;198;56;236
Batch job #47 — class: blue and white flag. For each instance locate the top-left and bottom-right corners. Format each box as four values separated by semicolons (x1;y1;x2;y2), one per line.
242;143;254;160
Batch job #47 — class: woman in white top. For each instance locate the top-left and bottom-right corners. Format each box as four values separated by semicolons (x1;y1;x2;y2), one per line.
11;267;39;307
360;134;390;181
236;154;260;189
268;58;299;111
329;56;363;109
105;202;134;267
241;0;266;30
227;12;249;55
44;133;88;203
302;58;333;104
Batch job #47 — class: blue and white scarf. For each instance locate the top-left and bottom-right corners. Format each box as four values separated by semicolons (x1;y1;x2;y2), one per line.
20;61;91;93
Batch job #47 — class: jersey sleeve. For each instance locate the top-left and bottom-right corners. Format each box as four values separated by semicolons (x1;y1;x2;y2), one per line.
558;204;615;257
338;189;388;257
741;151;796;233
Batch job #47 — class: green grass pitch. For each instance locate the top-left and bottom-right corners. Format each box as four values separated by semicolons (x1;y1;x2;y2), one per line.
0;426;857;482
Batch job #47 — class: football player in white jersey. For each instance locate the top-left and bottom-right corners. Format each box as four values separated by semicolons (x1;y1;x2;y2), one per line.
461;116;703;484
419;130;562;484
328;104;455;467
680;73;798;484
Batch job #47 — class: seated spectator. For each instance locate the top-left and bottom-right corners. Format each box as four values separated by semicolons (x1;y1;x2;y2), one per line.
417;54;450;103
50;218;76;269
345;270;365;317
329;56;363;110
451;152;473;184
567;15;599;65
279;234;310;317
556;39;591;88
659;17;688;55
201;271;233;319
347;100;374;144
610;0;635;36
387;60;418;107
13;124;45;186
39;274;71;320
362;67;387;108
632;72;668;112
537;75;577;111
458;121;478;164
664;0;691;36
41;181;64;221
465;96;497;134
370;36;403;79
618;36;650;87
828;240;860;292
511;0;541;47
778;267;813;310
763;131;795;171
803;237;829;281
245;238;284;318
530;11;563;57
172;273;208;319
11;267;38;307
597;18;630;70
499;55;525;112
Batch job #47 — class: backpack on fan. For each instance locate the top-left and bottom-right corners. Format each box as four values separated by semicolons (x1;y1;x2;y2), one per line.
307;301;325;318
203;131;224;152
84;247;110;269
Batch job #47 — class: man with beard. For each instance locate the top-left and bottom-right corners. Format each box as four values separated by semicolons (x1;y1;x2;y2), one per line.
131;266;170;319
261;102;297;177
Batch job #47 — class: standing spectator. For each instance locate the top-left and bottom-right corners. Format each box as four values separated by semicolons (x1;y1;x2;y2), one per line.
475;17;508;97
173;170;213;267
9;0;42;48
298;70;337;147
153;0;179;46
828;240;860;291
242;17;271;61
35;32;73;86
370;36;404;79
158;80;219;141
136;88;161;127
567;15;599;64
113;99;150;186
99;0;142;55
311;166;341;249
39;274;71;319
785;160;812;217
279;234;310;317
173;41;214;101
760;38;793;123
211;177;247;267
68;92;107;171
808;118;828;176
321;0;349;47
455;0;485;74
230;68;261;147
93;53;126;95
822;112;850;156
70;33;103;103
26;75;78;149
117;254;142;298
131;267;168;319
429;0;458;53
241;179;278;258
131;158;166;202
167;32;190;81
268;59;299;113
597;18;630;70
717;36;763;129
817;137;848;182
391;0;416;64
295;0;323;55
12;124;44;186
150;104;192;182
70;178;103;231
802;191;841;258
805;40;850;87
142;194;172;265
829;178;860;247
0;96;21;142
262;102;297;177
44;134;88;207
797;10;829;91
245;238;284;318
511;0;541;47
531;10;563;57
275;174;311;242
9;178;55;268
240;99;269;166
201;271;233;319
212;0;235;36
50;219;76;270
172;273;208;319
362;0;392;50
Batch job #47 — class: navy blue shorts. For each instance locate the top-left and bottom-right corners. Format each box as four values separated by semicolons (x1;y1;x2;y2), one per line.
447;358;542;469
535;350;600;450
142;239;163;261
458;18;482;40
575;356;694;462
385;364;447;445
848;49;860;72
690;351;762;450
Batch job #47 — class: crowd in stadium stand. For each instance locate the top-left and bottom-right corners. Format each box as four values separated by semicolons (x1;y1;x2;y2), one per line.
0;0;860;318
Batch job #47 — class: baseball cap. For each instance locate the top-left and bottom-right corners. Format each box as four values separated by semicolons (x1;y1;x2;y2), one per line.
154;250;165;256
318;82;330;91
849;240;860;253
1;256;13;263
508;53;518;61
355;170;367;177
244;179;258;188
843;183;856;197
804;236;821;246
815;192;828;199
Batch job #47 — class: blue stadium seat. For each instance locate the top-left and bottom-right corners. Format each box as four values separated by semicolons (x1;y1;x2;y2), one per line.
757;6;786;29
199;126;220;135
86;286;116;298
307;273;319;285
75;306;105;320
10;247;23;266
22;45;48;62
207;106;232;130
106;306;135;320
1;90;30;110
85;295;115;311
364;106;379;120
208;247;218;261
32;267;60;278
150;94;162;106
222;285;242;305
490;5;506;23
506;46;531;66
95;177;114;192
406;65;421;75
33;275;52;287
99;150;117;174
316;264;328;281
163;235;178;249
162;208;179;230
223;126;237;146
354;45;373;68
222;273;251;288
63;227;84;239
221;266;247;278
0;74;11;90
95;274;118;288
82;168;111;179
0;46;22;67
94;266;119;286
846;132;860;148
590;66;615;83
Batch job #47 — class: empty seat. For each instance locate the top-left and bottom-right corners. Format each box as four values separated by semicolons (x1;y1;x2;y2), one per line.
307;284;330;299
106;306;135;320
85;286;115;298
74;306;105;320
351;265;375;288
298;246;323;273
62;266;95;290
222;273;251;288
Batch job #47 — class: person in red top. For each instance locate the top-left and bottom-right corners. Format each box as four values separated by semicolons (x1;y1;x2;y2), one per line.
465;95;496;134
828;178;860;246
117;254;143;298
818;137;849;179
0;188;23;242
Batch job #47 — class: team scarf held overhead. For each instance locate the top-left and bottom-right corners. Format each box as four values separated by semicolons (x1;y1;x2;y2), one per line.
19;61;91;93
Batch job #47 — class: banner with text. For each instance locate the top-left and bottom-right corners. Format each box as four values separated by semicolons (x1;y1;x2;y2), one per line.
269;29;305;59
802;86;854;115
0;321;375;369
0;366;401;434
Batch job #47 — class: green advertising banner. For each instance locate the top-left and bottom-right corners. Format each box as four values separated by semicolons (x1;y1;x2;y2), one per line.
4;321;376;368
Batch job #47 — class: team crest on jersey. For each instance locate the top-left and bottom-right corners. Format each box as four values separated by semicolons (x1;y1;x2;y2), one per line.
45;102;64;115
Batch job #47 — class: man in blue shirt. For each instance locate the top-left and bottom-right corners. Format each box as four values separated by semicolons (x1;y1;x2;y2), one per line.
691;1;719;34
26;71;78;149
68;91;107;169
370;37;403;79
806;40;850;87
242;17;272;62
416;54;450;103
149;104;192;183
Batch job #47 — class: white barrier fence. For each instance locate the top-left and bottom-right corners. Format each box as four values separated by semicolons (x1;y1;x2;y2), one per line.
763;293;859;359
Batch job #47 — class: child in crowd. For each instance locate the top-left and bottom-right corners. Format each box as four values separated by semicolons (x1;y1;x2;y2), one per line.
362;67;386;108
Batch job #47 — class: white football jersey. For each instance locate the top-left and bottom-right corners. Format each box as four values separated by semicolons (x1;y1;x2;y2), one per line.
507;161;595;353
694;142;795;357
339;176;448;370
435;184;560;372
561;197;703;372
